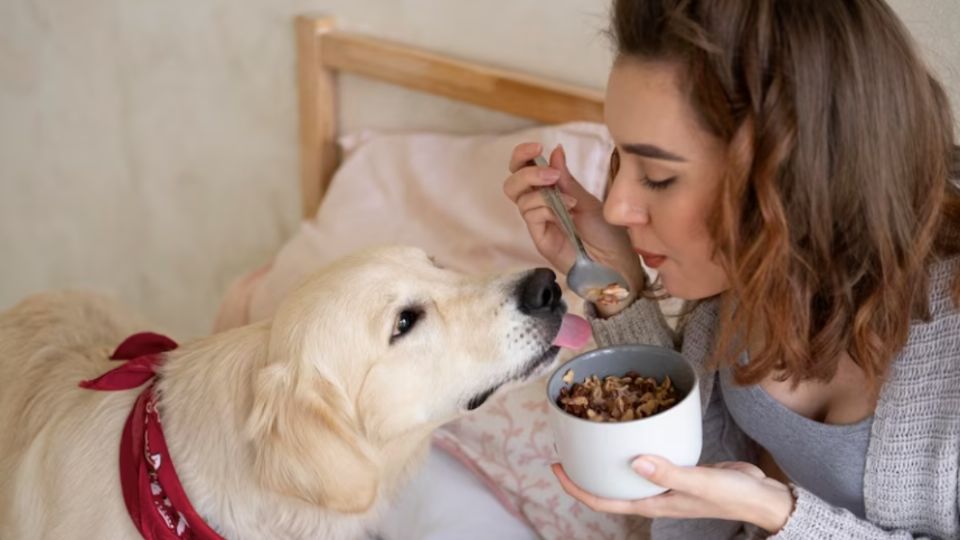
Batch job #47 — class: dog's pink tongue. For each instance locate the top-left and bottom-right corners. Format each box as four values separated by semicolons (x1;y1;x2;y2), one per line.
553;314;591;349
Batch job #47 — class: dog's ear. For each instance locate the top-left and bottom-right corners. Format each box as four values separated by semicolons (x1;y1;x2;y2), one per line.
246;362;380;513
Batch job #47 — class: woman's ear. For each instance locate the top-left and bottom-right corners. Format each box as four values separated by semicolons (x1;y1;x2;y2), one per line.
246;362;380;513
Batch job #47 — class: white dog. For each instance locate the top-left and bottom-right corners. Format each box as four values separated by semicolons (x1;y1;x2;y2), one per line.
0;246;576;539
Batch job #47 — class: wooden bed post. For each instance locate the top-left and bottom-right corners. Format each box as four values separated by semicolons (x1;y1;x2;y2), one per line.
293;15;605;220
295;15;339;220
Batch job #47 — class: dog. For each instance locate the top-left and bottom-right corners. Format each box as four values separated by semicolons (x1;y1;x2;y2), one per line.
0;246;570;539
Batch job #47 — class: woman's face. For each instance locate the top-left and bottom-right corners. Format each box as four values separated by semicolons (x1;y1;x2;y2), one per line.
603;57;730;300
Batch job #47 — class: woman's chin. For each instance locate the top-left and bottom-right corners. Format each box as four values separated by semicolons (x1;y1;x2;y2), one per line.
659;269;726;301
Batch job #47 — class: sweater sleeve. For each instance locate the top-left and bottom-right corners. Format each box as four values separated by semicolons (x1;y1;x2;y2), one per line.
771;485;937;539
584;297;676;350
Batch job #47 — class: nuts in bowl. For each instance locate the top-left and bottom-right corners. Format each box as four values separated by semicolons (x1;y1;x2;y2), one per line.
546;344;702;499
556;370;680;422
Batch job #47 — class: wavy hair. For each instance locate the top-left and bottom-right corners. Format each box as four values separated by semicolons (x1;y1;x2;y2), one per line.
611;0;960;386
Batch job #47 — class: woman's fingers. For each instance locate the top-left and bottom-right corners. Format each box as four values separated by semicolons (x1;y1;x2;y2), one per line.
515;190;576;215
520;206;555;232
551;464;635;514
631;456;710;496
549;144;598;201
551;464;699;518
711;461;766;479
509;142;545;172
503;167;562;202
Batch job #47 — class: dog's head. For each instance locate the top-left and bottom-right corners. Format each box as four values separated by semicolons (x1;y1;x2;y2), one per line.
246;246;566;513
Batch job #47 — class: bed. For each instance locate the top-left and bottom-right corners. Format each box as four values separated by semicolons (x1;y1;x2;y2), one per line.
214;16;649;540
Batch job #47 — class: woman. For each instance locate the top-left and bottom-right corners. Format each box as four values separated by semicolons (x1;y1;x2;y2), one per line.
504;0;960;538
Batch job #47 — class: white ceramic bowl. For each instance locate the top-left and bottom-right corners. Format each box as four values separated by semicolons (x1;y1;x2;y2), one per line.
546;344;702;499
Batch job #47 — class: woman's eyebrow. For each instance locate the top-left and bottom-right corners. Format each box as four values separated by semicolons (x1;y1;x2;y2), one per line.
622;143;687;162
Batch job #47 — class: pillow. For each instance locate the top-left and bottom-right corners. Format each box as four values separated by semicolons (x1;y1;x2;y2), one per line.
215;121;651;539
245;122;613;322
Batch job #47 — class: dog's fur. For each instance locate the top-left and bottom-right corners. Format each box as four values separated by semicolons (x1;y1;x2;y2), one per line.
0;246;563;539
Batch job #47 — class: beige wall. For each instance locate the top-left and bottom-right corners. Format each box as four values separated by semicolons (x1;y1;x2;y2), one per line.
1;0;957;337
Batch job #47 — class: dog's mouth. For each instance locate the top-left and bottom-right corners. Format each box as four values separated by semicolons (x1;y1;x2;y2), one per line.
465;344;561;411
464;299;585;411
465;387;498;411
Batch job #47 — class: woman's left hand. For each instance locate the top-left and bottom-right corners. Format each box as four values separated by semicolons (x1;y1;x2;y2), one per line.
552;456;795;533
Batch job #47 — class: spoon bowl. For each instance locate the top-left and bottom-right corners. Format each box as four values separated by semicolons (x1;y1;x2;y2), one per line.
567;253;631;305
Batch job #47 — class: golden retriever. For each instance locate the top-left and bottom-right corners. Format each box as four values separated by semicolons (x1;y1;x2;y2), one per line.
0;246;568;539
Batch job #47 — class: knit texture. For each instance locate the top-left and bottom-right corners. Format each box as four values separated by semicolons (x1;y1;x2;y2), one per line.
587;258;960;539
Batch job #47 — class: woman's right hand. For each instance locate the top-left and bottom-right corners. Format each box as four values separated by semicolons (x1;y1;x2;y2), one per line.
503;142;646;315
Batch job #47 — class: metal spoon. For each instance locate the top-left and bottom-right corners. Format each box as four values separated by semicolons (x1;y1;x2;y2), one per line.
531;155;631;305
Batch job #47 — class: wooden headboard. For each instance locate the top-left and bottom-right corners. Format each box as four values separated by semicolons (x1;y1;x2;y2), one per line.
294;15;606;219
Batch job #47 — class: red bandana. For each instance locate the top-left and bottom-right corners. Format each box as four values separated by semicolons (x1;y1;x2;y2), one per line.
79;333;225;540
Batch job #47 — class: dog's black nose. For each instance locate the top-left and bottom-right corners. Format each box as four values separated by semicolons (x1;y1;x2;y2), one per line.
517;268;562;315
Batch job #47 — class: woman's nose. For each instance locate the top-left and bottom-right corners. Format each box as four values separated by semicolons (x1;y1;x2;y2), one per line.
603;176;650;227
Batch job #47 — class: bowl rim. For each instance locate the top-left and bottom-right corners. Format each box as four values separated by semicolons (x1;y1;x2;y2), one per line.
545;344;700;426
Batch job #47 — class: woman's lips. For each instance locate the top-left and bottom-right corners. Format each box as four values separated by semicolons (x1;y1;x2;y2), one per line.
635;249;667;269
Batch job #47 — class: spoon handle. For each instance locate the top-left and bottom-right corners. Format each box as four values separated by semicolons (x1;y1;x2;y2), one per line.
531;156;589;259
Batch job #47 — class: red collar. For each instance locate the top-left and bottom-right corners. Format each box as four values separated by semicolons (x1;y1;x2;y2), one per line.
80;333;225;540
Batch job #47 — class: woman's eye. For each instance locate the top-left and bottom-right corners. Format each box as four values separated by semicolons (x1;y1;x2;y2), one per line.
641;176;677;191
609;147;675;191
391;309;422;341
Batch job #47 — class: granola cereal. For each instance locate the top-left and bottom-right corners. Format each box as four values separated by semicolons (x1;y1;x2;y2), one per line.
585;283;631;306
556;371;680;422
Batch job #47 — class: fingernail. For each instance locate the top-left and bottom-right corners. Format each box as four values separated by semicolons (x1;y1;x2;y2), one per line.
560;194;577;208
633;458;656;476
539;169;561;181
557;143;566;158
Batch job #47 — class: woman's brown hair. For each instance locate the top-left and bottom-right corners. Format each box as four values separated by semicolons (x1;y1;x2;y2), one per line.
611;0;960;386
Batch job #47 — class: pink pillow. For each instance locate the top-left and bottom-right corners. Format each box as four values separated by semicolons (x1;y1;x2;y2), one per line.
245;122;613;322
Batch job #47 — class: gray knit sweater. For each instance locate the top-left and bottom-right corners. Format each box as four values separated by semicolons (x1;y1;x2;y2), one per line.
587;257;960;539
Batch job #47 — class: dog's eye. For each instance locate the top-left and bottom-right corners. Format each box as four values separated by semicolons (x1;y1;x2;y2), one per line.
391;309;421;341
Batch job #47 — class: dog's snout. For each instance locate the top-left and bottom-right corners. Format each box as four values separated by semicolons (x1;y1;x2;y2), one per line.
517;268;562;315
